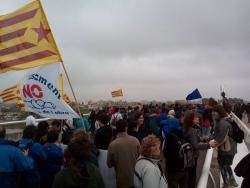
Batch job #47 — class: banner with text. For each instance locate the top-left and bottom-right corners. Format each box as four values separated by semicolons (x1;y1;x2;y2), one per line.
19;63;79;119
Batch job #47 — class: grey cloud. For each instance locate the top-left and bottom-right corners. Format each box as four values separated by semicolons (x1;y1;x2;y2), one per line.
0;0;250;102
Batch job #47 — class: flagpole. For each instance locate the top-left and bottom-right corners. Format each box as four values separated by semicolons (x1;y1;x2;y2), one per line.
38;0;82;118
60;62;82;118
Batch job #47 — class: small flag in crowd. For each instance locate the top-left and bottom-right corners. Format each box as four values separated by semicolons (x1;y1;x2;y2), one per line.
0;0;62;73
0;84;25;110
186;88;202;101
111;89;123;98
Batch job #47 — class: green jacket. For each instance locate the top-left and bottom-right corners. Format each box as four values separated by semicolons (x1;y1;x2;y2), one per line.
52;163;104;188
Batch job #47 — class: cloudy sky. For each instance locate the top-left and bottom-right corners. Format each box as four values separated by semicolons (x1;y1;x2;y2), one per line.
1;0;250;102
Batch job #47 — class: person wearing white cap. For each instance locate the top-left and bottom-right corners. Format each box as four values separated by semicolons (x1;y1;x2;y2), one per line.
161;109;181;138
25;113;38;126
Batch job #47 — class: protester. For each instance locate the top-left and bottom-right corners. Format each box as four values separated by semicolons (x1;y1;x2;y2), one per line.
94;113;116;188
128;112;148;142
164;131;188;188
0;125;34;188
34;121;49;145
52;141;104;188
202;105;212;136
148;107;161;137
41;129;64;188
183;111;211;188
67;129;99;167
134;135;167;188
25;113;38;127
107;119;140;188
110;107;123;126
94;113;113;150
161;110;181;139
209;105;238;187
18;125;47;188
234;153;250;188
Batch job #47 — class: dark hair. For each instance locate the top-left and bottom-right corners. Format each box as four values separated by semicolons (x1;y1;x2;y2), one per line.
68;141;91;165
128;121;138;131
208;98;218;107
70;129;89;144
35;121;49;142
51;120;61;129
223;103;232;113
212;105;227;118
116;119;128;133
47;129;59;143
0;126;6;138
97;113;110;125
134;112;143;121
23;126;37;139
184;111;195;129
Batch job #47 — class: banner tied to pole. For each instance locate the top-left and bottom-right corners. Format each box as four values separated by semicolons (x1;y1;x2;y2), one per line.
19;63;79;119
111;89;123;98
0;0;62;73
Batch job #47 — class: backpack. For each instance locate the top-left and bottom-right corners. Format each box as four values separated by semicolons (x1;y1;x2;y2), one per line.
134;157;166;187
226;118;244;143
164;133;194;170
179;141;194;169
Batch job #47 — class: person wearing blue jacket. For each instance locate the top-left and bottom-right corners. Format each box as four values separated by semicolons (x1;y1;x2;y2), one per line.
40;129;64;188
18;126;47;188
161;110;181;138
0;125;34;188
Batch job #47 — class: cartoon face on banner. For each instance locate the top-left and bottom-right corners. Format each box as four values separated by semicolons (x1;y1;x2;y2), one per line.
20;63;79;119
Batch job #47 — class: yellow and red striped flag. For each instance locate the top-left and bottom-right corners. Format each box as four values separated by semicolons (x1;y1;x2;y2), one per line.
0;84;25;110
111;89;123;98
58;73;72;104
0;0;62;73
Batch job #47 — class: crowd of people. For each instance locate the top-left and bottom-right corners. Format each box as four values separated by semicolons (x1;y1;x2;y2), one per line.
0;98;250;188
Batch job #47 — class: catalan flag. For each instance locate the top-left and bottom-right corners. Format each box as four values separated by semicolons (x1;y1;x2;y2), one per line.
111;89;123;98
0;0;62;73
0;84;25;110
58;73;72;104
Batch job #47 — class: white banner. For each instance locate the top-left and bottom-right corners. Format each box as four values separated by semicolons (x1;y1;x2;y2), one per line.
19;63;80;119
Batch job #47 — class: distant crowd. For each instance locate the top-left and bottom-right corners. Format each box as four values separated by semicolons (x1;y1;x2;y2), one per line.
0;98;250;188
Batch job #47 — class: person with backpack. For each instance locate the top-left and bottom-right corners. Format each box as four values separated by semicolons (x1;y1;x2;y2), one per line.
164;131;188;188
134;135;167;188
183;111;211;188
208;105;238;188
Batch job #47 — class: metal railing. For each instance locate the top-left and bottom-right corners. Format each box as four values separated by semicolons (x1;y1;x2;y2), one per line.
0;118;50;126
197;112;250;188
197;148;216;188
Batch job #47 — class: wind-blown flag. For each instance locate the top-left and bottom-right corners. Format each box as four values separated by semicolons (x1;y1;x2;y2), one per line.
19;63;79;119
186;88;202;101
0;84;25;110
111;89;123;98
0;0;62;73
58;73;72;104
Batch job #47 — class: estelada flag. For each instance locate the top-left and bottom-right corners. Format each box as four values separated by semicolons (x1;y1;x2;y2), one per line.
0;0;62;73
0;84;25;110
58;73;72;104
111;89;123;98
